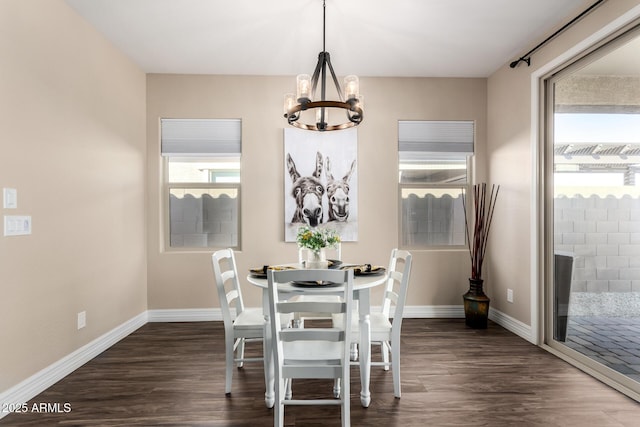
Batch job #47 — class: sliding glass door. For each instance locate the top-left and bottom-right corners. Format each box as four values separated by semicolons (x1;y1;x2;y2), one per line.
544;25;640;397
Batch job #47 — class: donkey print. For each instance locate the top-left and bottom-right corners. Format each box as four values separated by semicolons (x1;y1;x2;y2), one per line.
325;157;356;222
286;151;325;227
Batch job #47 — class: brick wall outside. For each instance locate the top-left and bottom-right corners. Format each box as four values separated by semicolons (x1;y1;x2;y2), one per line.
554;194;640;293
169;193;238;247
401;193;466;246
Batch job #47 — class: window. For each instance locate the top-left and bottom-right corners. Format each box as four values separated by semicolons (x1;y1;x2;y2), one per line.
161;118;241;250
398;120;474;248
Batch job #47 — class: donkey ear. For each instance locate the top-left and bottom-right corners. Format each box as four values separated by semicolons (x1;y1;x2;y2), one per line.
313;151;323;178
343;159;356;182
325;156;334;181
286;153;300;181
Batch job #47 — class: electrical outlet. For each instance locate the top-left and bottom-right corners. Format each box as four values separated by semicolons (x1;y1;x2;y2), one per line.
77;311;86;330
507;289;514;303
4;215;31;236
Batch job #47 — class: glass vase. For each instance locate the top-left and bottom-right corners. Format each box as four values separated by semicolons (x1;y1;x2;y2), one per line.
305;248;328;269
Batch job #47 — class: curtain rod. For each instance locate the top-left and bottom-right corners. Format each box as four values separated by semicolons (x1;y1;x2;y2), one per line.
510;0;606;69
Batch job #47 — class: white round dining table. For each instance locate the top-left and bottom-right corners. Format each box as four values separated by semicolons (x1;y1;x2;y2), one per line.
247;266;387;408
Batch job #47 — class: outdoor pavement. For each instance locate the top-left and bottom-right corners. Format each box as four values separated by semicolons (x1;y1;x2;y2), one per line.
565;316;640;383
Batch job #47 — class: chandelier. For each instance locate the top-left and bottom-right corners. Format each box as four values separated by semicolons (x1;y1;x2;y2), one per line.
283;0;363;132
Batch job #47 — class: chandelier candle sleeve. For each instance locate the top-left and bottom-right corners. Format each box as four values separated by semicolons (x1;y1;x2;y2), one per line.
316;108;328;125
284;93;296;115
297;74;312;102
344;75;359;100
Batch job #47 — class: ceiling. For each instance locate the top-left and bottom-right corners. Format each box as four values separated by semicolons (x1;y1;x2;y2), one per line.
64;0;595;78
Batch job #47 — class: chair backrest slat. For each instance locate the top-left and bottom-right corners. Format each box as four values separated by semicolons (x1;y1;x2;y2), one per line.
279;328;345;342
212;248;245;326
276;301;346;314
381;249;412;327
385;290;399;306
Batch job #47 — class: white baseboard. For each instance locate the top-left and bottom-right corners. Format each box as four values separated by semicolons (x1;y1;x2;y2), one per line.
1;305;534;419
0;311;147;419
402;305;464;318
147;308;222;322
148;306;466;321
490;308;535;343
400;305;534;343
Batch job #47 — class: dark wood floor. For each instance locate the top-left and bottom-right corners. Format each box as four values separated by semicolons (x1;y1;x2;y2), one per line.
2;319;639;426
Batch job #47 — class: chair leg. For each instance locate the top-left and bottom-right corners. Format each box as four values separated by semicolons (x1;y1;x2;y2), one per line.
391;342;401;398
225;336;234;395
381;341;390;371
285;378;292;400
275;378;285;427
341;374;350;427
350;342;358;361
237;337;245;368
333;378;341;398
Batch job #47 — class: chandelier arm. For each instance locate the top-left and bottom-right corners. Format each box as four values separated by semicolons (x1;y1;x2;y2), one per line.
347;106;363;123
317;56;327;129
320;54;327;102
287;111;300;125
325;54;345;103
308;53;324;102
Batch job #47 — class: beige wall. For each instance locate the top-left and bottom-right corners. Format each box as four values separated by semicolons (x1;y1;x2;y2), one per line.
0;0;147;391
486;0;640;326
146;75;486;309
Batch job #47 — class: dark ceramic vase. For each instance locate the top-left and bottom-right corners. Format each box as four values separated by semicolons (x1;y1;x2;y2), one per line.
463;278;490;329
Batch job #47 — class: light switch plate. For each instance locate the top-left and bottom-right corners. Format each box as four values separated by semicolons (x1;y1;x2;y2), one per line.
77;311;86;330
4;215;32;236
3;188;17;209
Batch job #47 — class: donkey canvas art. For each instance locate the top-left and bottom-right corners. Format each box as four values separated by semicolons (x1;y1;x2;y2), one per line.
286;151;325;227
284;127;358;242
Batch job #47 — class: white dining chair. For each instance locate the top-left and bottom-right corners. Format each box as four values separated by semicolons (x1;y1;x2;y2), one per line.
334;248;412;398
267;268;354;427
211;248;266;396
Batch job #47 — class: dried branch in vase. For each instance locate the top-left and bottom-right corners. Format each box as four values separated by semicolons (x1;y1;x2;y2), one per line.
463;183;500;280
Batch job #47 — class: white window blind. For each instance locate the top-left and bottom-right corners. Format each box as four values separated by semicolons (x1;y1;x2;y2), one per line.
399;120;474;160
161;118;241;156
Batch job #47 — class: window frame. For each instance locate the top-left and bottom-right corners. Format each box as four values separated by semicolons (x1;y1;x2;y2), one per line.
539;21;640;399
397;120;474;250
160;118;242;252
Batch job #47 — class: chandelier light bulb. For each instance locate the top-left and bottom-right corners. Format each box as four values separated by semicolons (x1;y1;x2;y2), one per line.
284;93;296;116
296;74;312;102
